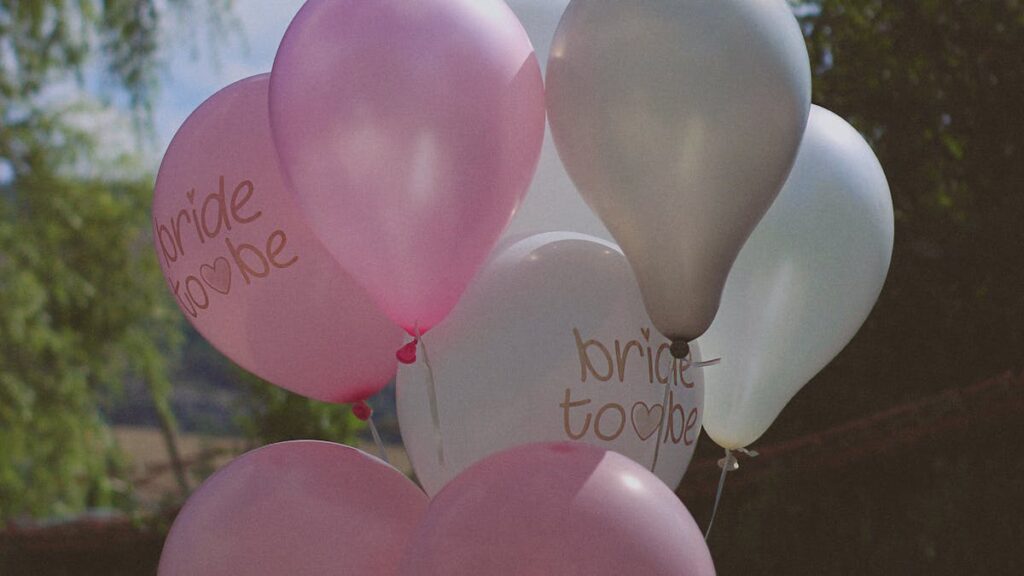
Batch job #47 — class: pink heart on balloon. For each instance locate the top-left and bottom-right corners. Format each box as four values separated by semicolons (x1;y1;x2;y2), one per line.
631;402;663;441
200;257;232;295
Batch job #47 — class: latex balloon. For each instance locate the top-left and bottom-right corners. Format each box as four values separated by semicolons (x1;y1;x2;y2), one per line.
546;0;812;349
400;442;716;576
158;441;428;576
269;0;546;335
398;233;704;495
699;106;895;449
152;75;402;404
502;0;611;241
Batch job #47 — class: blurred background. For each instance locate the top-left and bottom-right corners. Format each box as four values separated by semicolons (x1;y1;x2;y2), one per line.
1;0;1021;574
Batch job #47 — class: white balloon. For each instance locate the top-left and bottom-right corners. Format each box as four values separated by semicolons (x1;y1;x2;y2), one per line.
699;106;895;449
502;0;611;241
398;233;704;495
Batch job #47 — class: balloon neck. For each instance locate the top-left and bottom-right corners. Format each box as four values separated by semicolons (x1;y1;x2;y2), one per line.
669;340;690;360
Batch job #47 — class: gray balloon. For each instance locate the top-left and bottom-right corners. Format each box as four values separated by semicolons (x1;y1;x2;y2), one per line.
546;0;811;350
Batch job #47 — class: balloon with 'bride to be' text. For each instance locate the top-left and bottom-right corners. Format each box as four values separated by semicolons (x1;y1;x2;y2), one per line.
398;233;704;495
153;75;402;403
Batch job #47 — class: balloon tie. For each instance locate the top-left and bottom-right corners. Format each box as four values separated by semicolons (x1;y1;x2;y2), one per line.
705;447;758;540
415;324;446;467
651;377;673;472
353;400;390;465
396;339;419;364
696;357;722;368
653;351;715;471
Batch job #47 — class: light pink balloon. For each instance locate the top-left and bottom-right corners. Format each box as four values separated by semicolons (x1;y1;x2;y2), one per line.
400;442;716;576
153;75;403;403
158;441;429;576
269;0;546;335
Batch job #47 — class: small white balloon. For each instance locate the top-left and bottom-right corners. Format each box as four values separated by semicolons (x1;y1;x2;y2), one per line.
699;106;895;449
398;233;704;495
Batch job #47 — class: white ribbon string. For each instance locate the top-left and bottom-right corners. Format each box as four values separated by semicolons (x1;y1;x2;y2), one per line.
705;448;736;540
656;355;722;472
696;357;722;368
651;377;673;472
415;325;446;467
366;410;390;465
705;447;758;540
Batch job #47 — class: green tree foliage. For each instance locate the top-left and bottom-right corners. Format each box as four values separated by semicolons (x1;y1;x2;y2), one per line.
0;135;179;518
1;0;371;523
0;0;228;520
698;2;1024;574
234;371;367;447
786;0;1024;431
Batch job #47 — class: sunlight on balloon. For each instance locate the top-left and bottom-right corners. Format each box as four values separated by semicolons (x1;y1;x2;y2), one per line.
407;133;440;207
620;473;645;493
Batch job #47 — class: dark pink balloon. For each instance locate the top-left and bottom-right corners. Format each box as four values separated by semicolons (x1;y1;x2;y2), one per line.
153;75;402;403
158;441;429;576
400;442;717;576
269;0;546;335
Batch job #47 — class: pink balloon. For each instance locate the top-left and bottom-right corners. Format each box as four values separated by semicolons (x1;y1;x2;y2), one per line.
153;75;403;403
158;441;429;576
269;0;546;335
400;442;716;576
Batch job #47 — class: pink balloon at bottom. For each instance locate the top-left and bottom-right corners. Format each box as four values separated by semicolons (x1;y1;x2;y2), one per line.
400;442;715;576
159;441;428;576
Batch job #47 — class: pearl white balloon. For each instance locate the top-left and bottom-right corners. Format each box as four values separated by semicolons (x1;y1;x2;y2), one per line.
546;0;812;344
398;233;704;495
699;106;895;449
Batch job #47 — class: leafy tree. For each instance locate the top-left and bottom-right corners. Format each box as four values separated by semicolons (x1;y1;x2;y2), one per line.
782;0;1024;433
0;133;179;518
1;0;373;524
0;0;229;521
234;371;367;448
695;2;1024;574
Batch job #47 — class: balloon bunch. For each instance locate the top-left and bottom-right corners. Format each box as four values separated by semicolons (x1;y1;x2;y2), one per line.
154;0;893;574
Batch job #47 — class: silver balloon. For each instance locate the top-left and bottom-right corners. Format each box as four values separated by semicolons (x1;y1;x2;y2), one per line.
546;0;812;349
698;106;895;449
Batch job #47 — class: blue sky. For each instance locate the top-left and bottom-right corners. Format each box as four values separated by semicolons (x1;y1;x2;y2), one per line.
152;1;306;154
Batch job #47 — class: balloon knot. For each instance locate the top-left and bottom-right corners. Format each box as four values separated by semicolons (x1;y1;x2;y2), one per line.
352;400;372;422
696;357;722;368
669;340;690;360
396;339;419;364
717;447;759;471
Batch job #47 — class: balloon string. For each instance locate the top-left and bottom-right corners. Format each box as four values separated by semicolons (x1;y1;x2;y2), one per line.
704;447;756;540
651;378;673;472
653;353;715;471
415;325;446;467
705;448;736;541
366;411;390;465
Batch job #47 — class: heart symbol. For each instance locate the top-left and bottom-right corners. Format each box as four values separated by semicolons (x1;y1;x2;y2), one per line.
631;402;663;441
186;188;196;204
641;327;651;341
200;257;232;295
